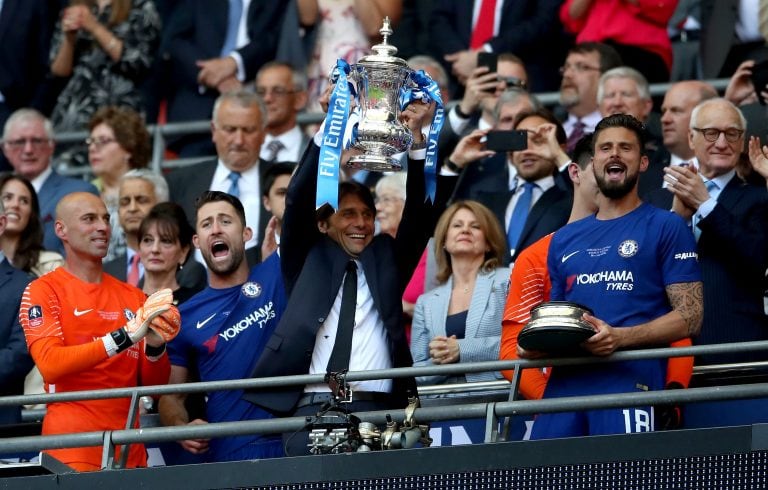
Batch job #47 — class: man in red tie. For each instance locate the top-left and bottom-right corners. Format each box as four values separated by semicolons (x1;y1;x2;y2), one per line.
429;0;565;93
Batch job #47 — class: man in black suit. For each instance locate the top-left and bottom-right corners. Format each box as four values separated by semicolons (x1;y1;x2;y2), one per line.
163;0;284;155
429;0;565;93
166;91;274;266
255;62;309;164
0;0;54;144
0;200;33;425
449;107;572;263
244;102;442;455
664;98;768;428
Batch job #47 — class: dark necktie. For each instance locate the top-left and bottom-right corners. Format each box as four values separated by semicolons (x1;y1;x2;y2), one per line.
507;182;536;257
327;260;358;374
227;171;241;198
566;120;586;154
265;139;285;162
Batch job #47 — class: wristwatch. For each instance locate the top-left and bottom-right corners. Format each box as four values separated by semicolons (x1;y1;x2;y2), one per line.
444;157;462;173
411;134;427;150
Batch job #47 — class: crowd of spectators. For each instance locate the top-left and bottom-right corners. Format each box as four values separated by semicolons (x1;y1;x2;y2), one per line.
2;0;768;472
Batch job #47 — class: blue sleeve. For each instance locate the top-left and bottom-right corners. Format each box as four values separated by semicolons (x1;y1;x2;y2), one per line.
658;214;702;285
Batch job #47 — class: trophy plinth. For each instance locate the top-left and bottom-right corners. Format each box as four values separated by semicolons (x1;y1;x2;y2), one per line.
347;17;413;172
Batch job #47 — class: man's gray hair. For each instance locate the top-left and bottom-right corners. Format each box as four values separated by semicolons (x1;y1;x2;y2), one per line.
212;90;267;130
493;88;542;122
407;55;449;90
120;169;170;202
375;172;407;201
256;61;308;91
597;66;651;103
689;97;747;131
3;108;54;141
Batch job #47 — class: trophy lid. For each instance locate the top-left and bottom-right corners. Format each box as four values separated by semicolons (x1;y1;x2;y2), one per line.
356;17;409;69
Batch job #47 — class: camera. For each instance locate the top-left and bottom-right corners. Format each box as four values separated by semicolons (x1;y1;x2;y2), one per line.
305;372;431;454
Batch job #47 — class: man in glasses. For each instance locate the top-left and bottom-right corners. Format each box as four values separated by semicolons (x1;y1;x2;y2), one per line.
664;98;768;429
254;62;309;164
557;42;622;153
1;108;98;255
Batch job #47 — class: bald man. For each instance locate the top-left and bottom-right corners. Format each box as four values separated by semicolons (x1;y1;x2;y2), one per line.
645;81;718;206
19;192;179;471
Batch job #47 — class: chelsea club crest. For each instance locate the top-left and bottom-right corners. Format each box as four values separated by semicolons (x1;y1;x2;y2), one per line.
617;240;638;258
242;282;262;298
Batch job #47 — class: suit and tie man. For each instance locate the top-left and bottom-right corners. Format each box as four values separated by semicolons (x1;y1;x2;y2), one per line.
166;91;274;265
163;0;284;156
645;81;718;205
2;109;99;255
665;98;768;428
244;101;440;456
558;42;622;152
449;106;572;263
255;62;309;164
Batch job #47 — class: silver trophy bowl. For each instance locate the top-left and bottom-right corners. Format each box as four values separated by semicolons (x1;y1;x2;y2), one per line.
347;17;413;172
518;301;596;354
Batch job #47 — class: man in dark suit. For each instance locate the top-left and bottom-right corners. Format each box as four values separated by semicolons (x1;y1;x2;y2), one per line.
700;0;768;79
2;109;99;255
0;0;54;146
243;102;442;456
163;0;284;155
450;107;572;263
166;91;274;265
0;200;34;425
665;98;768;428
255;62;309;164
429;0;565;93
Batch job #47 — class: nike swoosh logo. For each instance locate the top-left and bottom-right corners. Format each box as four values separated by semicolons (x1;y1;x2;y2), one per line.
196;313;216;329
561;251;580;263
74;308;93;317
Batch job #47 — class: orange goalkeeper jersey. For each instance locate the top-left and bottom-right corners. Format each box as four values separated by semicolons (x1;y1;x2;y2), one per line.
19;267;170;471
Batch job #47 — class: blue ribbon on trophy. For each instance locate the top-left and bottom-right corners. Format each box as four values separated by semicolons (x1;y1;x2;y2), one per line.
400;70;444;203
316;59;354;210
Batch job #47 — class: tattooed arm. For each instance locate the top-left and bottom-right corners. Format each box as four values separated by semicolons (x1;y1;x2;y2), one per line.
580;281;704;356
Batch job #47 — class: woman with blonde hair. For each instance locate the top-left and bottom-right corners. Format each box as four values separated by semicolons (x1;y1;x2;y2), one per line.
410;200;509;389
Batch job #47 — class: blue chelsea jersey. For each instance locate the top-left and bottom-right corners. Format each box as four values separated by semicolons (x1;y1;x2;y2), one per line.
168;253;286;460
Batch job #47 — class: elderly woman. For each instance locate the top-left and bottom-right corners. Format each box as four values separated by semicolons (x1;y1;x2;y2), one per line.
374;173;406;238
86;105;151;261
410;200;509;389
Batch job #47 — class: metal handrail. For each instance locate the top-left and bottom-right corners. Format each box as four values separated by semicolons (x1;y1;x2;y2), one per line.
1;339;767;468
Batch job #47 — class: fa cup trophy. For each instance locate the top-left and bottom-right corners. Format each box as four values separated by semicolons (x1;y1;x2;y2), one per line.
346;18;414;171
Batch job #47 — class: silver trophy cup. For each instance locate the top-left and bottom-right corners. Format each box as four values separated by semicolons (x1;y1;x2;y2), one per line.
347;17;414;172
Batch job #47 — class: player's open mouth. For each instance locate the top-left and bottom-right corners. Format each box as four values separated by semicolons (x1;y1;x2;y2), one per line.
606;162;626;179
211;240;230;257
348;233;366;240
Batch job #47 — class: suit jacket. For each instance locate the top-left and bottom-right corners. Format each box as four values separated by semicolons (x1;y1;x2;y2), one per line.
694;175;768;366
0;258;33;424
699;0;738;78
0;0;54;113
410;267;509;387
639;147;671;202
429;0;565;92
164;0;284;123
39;170;100;255
166;158;274;262
244;143;452;414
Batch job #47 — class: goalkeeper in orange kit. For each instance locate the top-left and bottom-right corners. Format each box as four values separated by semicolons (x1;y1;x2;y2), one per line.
19;192;180;472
